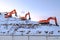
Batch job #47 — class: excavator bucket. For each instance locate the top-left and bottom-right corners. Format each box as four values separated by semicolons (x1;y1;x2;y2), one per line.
15;13;17;16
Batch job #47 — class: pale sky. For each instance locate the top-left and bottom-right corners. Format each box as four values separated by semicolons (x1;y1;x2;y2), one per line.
0;0;60;24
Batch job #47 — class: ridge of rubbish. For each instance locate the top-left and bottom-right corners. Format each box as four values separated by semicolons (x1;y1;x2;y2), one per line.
0;12;59;36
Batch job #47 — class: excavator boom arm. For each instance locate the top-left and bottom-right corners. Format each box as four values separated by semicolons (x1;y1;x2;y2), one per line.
25;12;31;20
47;17;58;26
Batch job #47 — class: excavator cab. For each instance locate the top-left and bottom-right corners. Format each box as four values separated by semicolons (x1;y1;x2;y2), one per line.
5;13;12;18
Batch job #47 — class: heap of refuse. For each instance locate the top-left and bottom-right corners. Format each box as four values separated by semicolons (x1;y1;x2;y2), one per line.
0;9;59;36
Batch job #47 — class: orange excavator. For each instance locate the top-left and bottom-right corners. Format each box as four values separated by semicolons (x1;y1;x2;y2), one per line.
38;17;59;26
5;9;17;18
20;12;31;20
